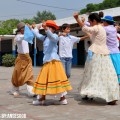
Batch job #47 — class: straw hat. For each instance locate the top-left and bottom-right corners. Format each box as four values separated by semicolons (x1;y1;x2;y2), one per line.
16;22;25;32
45;20;59;30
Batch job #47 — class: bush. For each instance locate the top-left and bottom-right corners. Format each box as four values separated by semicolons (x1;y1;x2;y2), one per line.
2;54;16;67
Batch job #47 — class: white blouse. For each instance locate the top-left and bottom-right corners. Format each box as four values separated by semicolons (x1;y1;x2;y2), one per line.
15;34;29;54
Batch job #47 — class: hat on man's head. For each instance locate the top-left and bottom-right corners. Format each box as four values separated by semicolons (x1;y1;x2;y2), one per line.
101;16;115;23
45;20;59;30
16;22;25;32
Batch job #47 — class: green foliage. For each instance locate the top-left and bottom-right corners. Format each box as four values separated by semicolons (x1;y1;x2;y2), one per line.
2;54;16;67
0;10;56;35
21;19;34;25
80;8;87;14
33;10;56;23
0;28;9;35
2;19;19;28
80;0;120;14
86;3;97;12
0;19;20;35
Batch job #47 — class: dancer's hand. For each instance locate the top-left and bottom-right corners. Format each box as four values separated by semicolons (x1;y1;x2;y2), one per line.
37;24;41;30
32;22;36;29
73;12;79;19
42;22;47;30
81;17;85;23
58;32;67;36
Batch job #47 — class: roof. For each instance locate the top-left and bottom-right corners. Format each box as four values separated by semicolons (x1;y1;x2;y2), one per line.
0;35;15;40
101;7;120;17
0;7;119;39
11;7;120;33
54;7;120;26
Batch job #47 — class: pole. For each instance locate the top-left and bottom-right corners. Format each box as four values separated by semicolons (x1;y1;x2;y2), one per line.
12;38;16;57
34;37;36;67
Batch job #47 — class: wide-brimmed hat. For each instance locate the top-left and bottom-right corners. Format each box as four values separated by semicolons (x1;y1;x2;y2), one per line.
101;16;115;23
45;20;59;30
16;22;25;32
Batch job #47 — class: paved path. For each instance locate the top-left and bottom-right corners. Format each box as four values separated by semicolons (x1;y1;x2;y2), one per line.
0;66;120;120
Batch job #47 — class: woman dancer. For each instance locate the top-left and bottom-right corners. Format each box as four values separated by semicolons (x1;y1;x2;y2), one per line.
73;13;119;105
31;20;72;105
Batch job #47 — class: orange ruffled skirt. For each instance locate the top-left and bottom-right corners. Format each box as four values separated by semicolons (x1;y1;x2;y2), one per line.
33;60;72;95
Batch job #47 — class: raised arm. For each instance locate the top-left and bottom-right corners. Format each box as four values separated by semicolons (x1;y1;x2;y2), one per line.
74;13;98;34
46;30;59;42
42;22;59;42
73;12;84;27
31;24;46;41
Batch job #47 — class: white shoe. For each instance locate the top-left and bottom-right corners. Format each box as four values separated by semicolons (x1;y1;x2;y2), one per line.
60;99;68;105
10;86;19;96
13;91;20;96
32;100;45;105
37;95;41;100
27;85;35;97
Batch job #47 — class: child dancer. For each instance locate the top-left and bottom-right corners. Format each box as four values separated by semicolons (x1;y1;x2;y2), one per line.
31;20;72;105
73;13;119;105
11;22;35;97
59;23;88;78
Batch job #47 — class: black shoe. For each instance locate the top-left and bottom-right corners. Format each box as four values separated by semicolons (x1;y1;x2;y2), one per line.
108;100;117;105
90;98;93;100
82;96;93;101
82;96;89;100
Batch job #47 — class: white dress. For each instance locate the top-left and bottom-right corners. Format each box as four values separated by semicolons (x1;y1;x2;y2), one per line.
79;54;119;102
79;25;120;102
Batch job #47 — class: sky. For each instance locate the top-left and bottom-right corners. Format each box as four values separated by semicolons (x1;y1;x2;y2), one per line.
0;0;104;20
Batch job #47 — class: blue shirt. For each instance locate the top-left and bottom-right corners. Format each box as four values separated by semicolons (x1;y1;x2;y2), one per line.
32;29;60;64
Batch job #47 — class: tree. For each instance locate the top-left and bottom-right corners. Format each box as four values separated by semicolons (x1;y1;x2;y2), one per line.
0;19;20;35
80;0;120;14
0;10;56;35
102;0;119;8
80;8;87;14
21;18;34;25
86;4;95;12
33;10;56;24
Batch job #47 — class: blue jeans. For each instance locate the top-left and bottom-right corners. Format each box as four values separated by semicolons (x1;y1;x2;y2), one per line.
60;57;72;78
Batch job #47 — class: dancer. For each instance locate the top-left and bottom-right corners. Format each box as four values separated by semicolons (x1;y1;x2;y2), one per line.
11;22;35;97
59;23;88;78
73;12;119;105
31;20;72;105
102;15;120;84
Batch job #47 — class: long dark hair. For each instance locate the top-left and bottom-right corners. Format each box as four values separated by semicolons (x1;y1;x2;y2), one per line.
88;13;101;23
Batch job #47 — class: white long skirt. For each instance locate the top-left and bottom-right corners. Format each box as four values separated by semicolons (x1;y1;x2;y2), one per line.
79;54;120;102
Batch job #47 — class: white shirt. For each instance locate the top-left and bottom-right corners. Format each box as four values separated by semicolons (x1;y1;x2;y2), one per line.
15;34;29;54
59;34;80;58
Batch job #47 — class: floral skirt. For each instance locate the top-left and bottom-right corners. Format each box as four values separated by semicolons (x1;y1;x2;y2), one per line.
79;54;119;102
110;53;120;83
32;60;72;95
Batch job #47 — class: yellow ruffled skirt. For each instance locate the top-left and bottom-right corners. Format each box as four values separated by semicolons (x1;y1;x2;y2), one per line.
33;60;72;95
